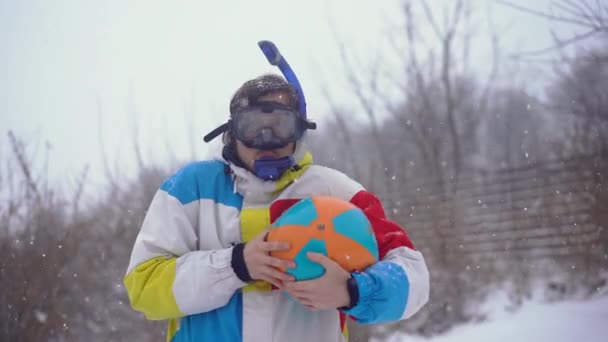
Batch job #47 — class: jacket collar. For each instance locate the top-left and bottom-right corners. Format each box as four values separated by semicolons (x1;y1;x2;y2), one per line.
215;135;314;199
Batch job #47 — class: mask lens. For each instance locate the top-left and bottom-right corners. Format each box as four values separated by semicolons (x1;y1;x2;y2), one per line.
234;105;300;148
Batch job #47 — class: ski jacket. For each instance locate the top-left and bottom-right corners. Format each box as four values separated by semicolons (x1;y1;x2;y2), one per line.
124;144;429;342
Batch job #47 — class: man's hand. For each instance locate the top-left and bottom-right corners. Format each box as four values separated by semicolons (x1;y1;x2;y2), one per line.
243;227;296;288
284;252;351;310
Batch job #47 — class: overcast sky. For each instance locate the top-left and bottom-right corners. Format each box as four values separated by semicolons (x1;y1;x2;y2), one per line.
1;0;570;191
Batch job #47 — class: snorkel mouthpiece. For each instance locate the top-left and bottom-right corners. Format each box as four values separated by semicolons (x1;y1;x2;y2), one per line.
254;156;295;181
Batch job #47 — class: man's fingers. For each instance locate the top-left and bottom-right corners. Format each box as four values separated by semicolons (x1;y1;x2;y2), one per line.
306;252;333;268
286;279;315;292
283;287;324;310
265;255;296;270
260;276;284;289
292;295;318;310
285;290;312;304
260;226;273;241
286;287;309;298
261;240;291;252
263;267;295;282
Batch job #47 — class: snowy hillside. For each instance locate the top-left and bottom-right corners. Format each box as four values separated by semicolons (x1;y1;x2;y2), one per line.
385;294;608;342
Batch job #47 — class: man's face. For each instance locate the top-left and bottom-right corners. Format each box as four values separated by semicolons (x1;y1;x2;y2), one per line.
235;91;296;172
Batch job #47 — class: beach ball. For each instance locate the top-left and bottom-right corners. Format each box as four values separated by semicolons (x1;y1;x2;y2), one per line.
267;196;379;280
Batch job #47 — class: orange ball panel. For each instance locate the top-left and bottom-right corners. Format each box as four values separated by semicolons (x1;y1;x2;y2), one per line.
267;224;312;271
325;232;376;272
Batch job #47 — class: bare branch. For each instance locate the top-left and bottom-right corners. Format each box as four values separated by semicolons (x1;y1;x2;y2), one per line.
420;0;443;40
96;97;118;190
383;101;434;171
126;87;145;170
511;28;601;57
162;113;179;167
329;17;395;194
320;86;362;181
497;0;596;27
440;0;464;180
72;164;89;218
554;1;595;25
500;0;607;56
8;131;41;202
185;86;197;161
449;0;465;35
479;4;501;115
403;2;443;176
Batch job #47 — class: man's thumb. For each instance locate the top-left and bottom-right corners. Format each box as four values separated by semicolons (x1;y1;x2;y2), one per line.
307;252;332;267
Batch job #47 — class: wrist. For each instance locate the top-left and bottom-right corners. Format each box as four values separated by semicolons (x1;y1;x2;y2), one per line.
231;243;252;282
340;274;359;310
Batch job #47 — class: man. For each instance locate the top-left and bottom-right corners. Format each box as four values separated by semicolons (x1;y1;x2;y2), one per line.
124;42;429;342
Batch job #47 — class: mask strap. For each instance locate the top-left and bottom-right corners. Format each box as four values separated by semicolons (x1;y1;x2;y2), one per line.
203;122;230;143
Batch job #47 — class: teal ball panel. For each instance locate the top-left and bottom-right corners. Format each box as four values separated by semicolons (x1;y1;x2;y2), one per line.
333;209;379;261
286;239;328;281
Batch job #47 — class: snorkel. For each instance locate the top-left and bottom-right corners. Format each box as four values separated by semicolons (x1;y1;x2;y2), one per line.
204;40;314;181
253;40;309;180
257;40;307;119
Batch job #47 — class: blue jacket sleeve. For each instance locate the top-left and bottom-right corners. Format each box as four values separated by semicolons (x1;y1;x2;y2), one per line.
343;190;430;324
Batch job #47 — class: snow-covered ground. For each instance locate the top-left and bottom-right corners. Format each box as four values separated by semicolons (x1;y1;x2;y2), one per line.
387;294;608;342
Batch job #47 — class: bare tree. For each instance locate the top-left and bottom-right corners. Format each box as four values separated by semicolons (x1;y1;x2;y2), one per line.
498;0;608;56
1;127;170;341
321;1;510;339
548;46;608;156
381;0;502;195
308;88;364;183
330;35;395;196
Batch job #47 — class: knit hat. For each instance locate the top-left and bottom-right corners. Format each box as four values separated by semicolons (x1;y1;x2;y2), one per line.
229;74;299;116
